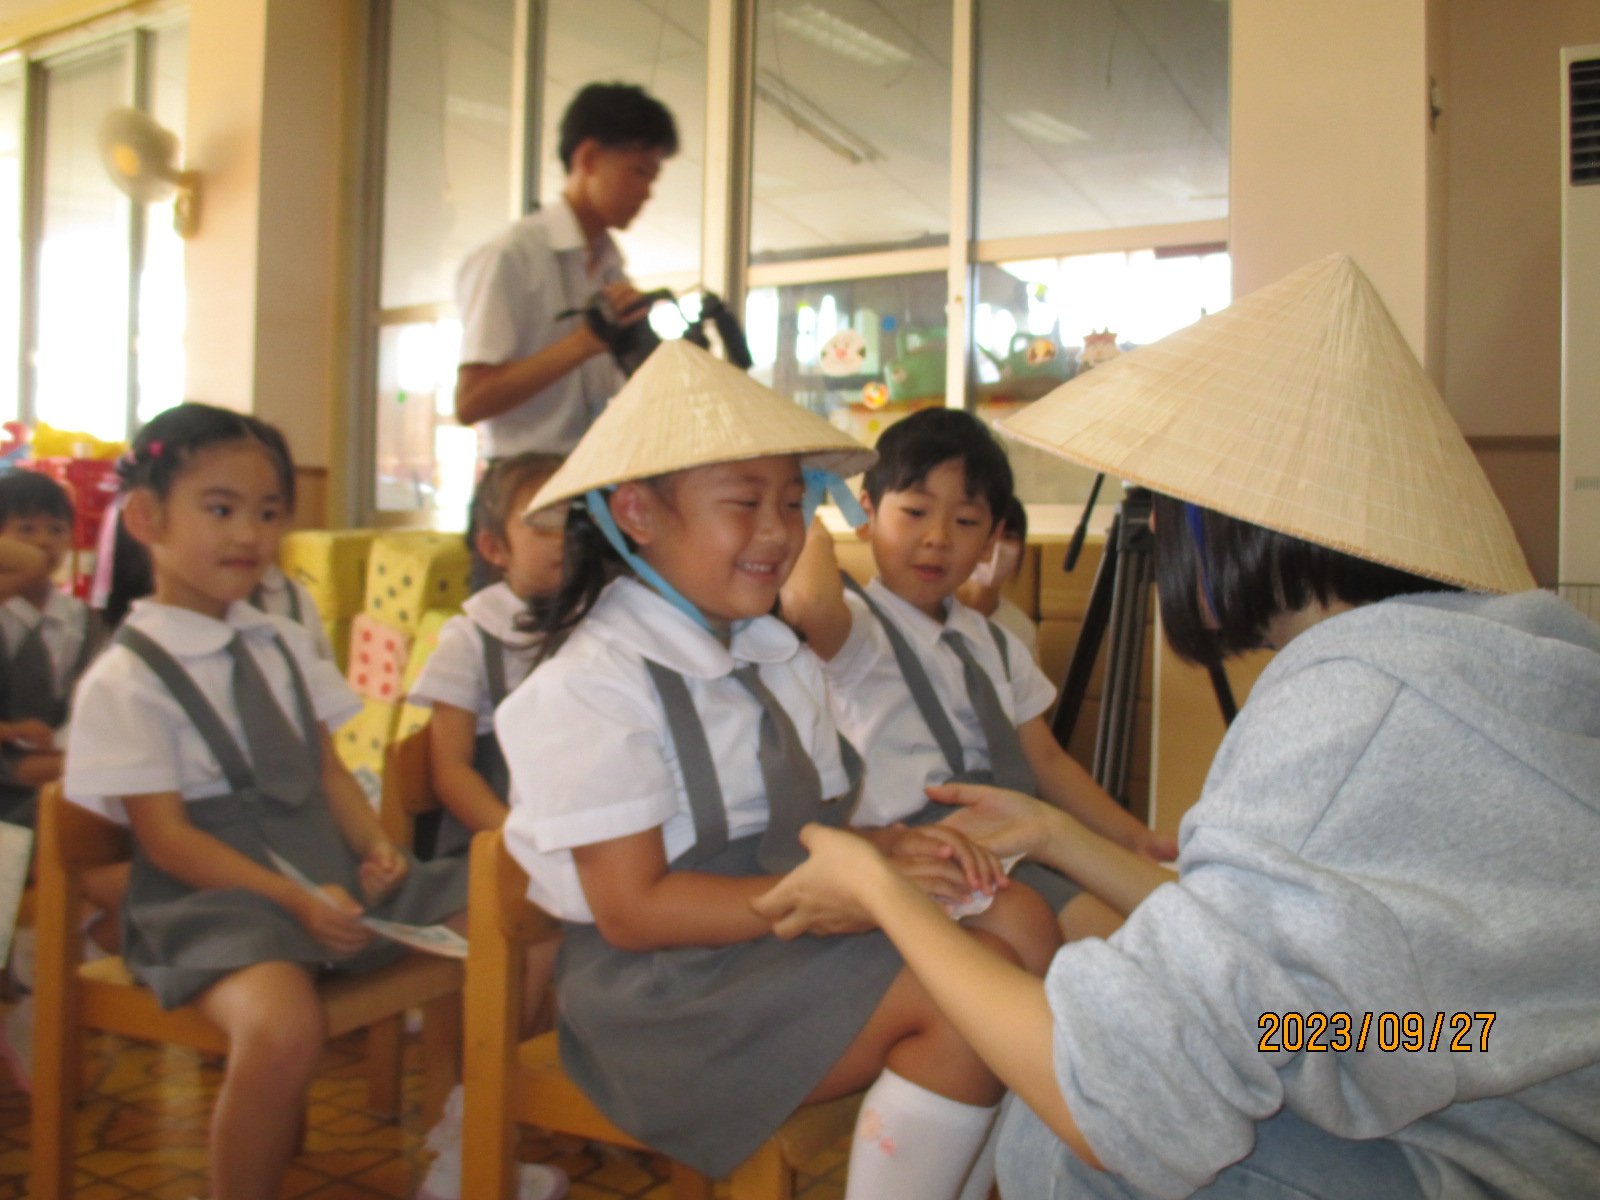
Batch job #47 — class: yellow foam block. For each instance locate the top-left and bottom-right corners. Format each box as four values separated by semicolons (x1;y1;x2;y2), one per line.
394;700;432;744
322;617;351;673
280;530;376;620
364;532;471;634
401;608;457;695
335;697;398;785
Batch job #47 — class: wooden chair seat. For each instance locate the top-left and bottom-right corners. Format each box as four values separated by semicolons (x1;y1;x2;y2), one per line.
30;782;464;1200
462;828;862;1200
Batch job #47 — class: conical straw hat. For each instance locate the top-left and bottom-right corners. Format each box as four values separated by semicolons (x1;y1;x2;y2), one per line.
1000;253;1533;594
528;339;877;513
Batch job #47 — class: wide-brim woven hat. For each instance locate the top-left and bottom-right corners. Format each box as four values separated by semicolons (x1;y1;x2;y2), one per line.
999;253;1533;594
527;339;877;514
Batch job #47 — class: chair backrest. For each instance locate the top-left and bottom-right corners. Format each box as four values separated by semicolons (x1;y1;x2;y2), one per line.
477;828;562;949
38;781;129;878
378;725;436;848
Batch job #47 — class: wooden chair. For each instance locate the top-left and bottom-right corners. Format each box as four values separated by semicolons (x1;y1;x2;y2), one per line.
30;782;465;1200
462;828;863;1200
379;724;435;852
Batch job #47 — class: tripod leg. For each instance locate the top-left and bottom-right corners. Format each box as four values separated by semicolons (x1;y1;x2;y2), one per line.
1051;514;1121;749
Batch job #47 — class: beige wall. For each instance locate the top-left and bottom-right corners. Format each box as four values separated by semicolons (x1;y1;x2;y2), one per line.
185;0;361;521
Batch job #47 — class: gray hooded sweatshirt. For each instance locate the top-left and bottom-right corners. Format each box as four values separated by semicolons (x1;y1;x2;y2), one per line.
1027;591;1600;1199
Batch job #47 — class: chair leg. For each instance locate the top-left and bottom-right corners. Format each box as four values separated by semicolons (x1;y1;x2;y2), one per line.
728;1138;793;1200
669;1162;715;1200
419;992;462;1127
365;1013;404;1118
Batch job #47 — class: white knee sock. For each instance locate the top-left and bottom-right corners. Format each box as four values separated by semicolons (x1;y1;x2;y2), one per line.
843;1068;999;1200
954;1108;1003;1200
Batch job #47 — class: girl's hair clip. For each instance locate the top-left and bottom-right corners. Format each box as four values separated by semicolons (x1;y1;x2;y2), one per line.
147;440;164;458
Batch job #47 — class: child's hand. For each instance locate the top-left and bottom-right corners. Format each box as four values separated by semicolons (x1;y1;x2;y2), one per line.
0;718;55;751
294;885;372;956
358;840;409;905
753;824;893;938
884;822;1006;899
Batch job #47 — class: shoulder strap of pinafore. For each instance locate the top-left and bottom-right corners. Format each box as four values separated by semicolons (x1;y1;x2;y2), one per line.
986;619;1011;681
114;625;323;788
841;573;966;776
478;625;509;708
641;658;729;867
115;625;255;791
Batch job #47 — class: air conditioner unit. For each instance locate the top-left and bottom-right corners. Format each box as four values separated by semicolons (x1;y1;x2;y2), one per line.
1560;45;1600;619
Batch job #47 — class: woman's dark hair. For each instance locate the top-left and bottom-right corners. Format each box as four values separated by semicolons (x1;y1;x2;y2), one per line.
101;402;297;626
1152;493;1456;666
469;453;564;550
117;402;296;503
0;468;74;526
558;82;679;171
862;408;1013;527
522;500;629;665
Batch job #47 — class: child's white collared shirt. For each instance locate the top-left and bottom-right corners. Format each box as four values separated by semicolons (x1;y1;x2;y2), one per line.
253;563;335;661
64;599;360;822
824;576;1055;828
0;587;90;701
499;577;849;923
408;582;540;735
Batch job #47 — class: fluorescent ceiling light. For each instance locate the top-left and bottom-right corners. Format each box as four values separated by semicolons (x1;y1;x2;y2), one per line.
773;4;912;68
1003;110;1092;145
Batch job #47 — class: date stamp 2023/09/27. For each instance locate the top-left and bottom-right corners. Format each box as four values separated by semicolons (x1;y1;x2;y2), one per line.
1257;1011;1496;1054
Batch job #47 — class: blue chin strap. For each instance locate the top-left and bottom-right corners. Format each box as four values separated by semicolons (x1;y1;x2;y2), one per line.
803;467;867;527
584;489;717;634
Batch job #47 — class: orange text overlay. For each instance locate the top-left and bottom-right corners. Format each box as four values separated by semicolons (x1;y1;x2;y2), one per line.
1257;1011;1496;1054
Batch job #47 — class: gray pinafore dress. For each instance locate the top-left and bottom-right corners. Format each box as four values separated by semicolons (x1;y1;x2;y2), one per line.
554;658;904;1178
424;625;517;860
0;609;104;824
843;577;1080;910
114;625;468;1009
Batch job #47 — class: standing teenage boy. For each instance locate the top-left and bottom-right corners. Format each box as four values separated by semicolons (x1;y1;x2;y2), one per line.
454;81;678;460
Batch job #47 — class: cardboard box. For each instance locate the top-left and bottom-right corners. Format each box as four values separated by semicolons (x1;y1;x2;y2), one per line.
347;613;412;704
364;532;471;633
280;530;376;620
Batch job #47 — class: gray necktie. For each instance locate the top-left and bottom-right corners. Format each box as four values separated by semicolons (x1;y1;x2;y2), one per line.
227;635;320;806
732;664;822;872
940;630;1035;794
11;623;57;713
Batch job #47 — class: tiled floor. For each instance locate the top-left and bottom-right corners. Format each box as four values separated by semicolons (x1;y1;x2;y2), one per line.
0;1001;850;1200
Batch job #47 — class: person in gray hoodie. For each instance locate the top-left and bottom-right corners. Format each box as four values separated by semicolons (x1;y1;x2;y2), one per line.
752;254;1600;1200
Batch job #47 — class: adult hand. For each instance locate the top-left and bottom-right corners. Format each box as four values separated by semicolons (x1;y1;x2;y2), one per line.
752;824;899;938
358;840;410;906
930;782;1058;861
295;885;372;956
1135;827;1180;863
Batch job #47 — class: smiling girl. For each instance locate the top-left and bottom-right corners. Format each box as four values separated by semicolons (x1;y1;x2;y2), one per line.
498;341;1011;1199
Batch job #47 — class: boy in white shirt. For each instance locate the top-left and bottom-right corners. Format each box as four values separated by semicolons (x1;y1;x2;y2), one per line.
782;408;1176;939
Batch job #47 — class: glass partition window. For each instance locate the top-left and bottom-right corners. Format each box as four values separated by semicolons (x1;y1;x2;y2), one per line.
381;0;519;311
750;0;952;261
977;246;1231;503
34;45;134;442
0;64;23;426
975;0;1229;240
136;21;189;426
539;0;708;286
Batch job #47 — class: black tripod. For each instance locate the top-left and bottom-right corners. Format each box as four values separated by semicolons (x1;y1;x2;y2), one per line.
1050;479;1237;807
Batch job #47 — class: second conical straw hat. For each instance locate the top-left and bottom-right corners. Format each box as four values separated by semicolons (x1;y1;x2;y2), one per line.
527;339;877;513
1000;254;1533;594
